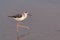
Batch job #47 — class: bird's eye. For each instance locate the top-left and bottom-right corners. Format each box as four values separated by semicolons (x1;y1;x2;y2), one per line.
25;11;27;13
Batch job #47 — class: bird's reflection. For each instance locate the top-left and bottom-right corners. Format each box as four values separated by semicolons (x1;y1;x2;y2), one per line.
19;24;30;30
17;24;31;40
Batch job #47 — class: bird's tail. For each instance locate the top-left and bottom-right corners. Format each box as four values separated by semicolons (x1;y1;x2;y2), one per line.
8;16;13;18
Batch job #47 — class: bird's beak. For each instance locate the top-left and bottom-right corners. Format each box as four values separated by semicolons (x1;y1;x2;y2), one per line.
28;14;32;16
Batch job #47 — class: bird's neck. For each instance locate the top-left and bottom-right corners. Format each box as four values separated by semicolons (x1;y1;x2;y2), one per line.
24;13;27;17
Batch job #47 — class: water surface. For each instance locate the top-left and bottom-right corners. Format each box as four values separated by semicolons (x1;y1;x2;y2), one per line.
0;0;60;40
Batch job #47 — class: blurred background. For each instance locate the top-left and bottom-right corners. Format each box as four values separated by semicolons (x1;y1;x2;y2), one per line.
0;0;60;40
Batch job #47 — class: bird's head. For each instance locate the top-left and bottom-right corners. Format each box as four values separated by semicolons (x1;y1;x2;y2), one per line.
24;11;32;16
24;11;28;14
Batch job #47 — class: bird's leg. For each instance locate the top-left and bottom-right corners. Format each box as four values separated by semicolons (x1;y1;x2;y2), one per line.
19;24;30;30
16;21;19;32
16;21;20;40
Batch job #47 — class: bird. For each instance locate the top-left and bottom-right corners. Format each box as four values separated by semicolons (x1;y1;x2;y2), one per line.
8;11;31;32
8;11;31;21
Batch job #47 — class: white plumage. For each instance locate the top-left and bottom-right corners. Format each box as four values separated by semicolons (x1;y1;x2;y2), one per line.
8;11;29;21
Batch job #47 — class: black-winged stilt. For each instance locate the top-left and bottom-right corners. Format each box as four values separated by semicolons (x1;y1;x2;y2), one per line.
8;11;31;32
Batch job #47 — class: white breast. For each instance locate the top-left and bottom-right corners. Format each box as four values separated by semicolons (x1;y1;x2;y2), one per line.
13;13;28;21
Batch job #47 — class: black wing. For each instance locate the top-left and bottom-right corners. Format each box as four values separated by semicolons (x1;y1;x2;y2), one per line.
8;14;22;18
15;14;22;18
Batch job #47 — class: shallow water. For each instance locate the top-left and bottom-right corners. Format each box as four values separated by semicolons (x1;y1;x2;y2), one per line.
0;0;60;40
